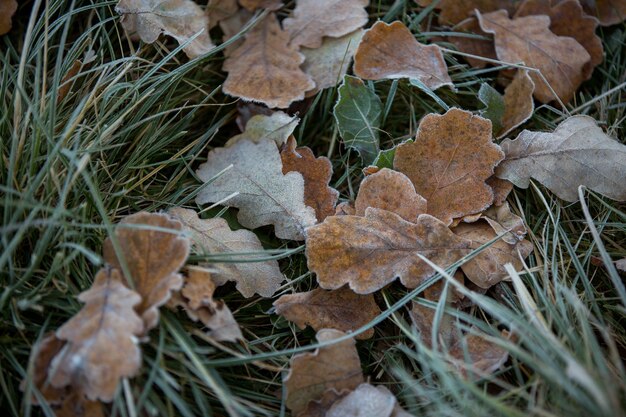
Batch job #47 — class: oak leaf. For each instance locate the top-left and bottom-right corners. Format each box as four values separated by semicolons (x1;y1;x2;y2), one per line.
326;384;410;417
222;13;314;108
495;116;626;202
284;329;364;415
481;202;527;244
116;0;215;58
393;108;504;225
579;0;626;26
282;0;369;49
306;208;471;294
0;0;17;35
207;0;238;29
52;390;104;417
280;136;339;222
219;7;252;56
239;0;282;10
273;286;381;339
477;10;590;104
487;176;514;206
226;111;299;147
236;102;274;131
335;201;356;216
103;212;190;331
417;0;520;25
353;21;453;91
23;333;67;405
169;208;285;297
195;139;317;240
448;17;496;69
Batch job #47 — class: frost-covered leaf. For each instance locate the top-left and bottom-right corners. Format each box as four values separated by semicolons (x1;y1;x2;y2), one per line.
481;202;527;244
448;17;496;69
326;384;406;417
417;0;519;25
226;111;299;147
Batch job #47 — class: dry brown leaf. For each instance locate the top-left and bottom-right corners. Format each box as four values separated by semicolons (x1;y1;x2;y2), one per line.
297;389;349;417
481;202;527;244
169;208;285;298
273;286;381;339
226;111;299;147
103;212;189;331
418;0;520;25
579;0;626;26
354;168;427;222
393;108;504;225
306;208;471;294
487;176;514;206
455;221;533;289
410;301;457;349
423;270;465;304
516;0;603;80
498;69;535;138
354;21;453;90
284;329;364;415
222;13;314;108
477;10;590;104
281;137;339;222
282;0;369;49
116;0;215;58
239;0;282;10
448;329;512;375
326;384;404;417
48;268;144;402
236;102;274;131
54;390;104;417
207;0;238;29
23;333;67;405
449;17;496;69
219;7;252;56
0;0;17;35
335;201;356;216
195;139;317;241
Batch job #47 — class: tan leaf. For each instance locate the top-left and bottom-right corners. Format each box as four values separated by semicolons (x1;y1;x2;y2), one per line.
579;0;626;26
454;221;533;288
226;111;299;147
495;116;626;202
481;202;527;244
419;0;520;25
326;384;400;417
448;17;496;69
306;208;471;294
281;136;339;222
516;0;604;80
296;389;349;417
284;329;364;415
169;208;285;298
22;333;67;405
0;0;17;35
48;269;144;402
477;10;590;104
486;176;513;206
219;7;252;56
498;69;535;138
353;21;452;90
239;0;282;10
335;201;356;216
393;108;504;225
274;286;381;339
103;212;189;331
236;102;274;131
207;0;238;29
410;301;457;349
222;13;314;108
423;270;465;304
282;0;368;49
115;0;215;58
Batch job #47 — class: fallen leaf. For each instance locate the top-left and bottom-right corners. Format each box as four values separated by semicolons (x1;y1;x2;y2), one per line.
306;208;471;294
353;21;453;91
281;136;339;222
284;329;364;415
487;176;514;206
579;0;626;26
239;0;282;10
196;139;317;240
53;390;104;417
103;212;190;331
222;13;314;108
419;0;520;25
423;270;466;304
297;389;349;417
333;75;382;164
516;0;603;80
207;0;238;29
274;286;381;339
226;111;299;147
326;384;401;417
219;7;252;56
496;115;626;202
282;0;369;49
116;0;215;58
394;108;504;225
616;258;626;272
477;10;590;104
48;268;144;402
236;102;274;131
448;17;496;69
354;168;427;222
335;201;356;216
481;202;527;244
23;333;67;405
169;208;285;298
0;0;17;35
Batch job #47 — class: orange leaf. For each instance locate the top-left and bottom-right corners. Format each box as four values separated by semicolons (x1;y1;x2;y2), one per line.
498;69;535;138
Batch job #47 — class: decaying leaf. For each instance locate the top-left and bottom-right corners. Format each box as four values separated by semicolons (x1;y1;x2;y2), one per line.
103;212;189;330
297;389;349;417
23;333;67;405
410;301;457;349
326;384;407;417
219;7;252;56
477;10;590;104
487;176;514;206
579;0;626;26
423;270;466;304
394;108;504;225
481;202;527;244
207;0;238;29
448;17;496;69
274;286;381;339
239;0;282;10
116;0;215;58
169;208;285;298
226;111;299;147
222;13;314;108
306;208;471;294
48;269;144;402
0;0;18;35
335;201;356;216
516;0;603;80
499;69;535;138
282;0;369;49
354;168;427;222
284;329;364;415
196;139;317;240
354;21;453;91
333;75;382;164
281;137;339;222
418;0;520;25
496;116;626;202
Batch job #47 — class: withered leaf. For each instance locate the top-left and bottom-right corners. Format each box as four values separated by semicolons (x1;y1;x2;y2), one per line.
226;111;299;147
306;208;471;294
499;69;535;138
335;201;356;216
579;0;626;26
239;0;282;10
195;139;317;241
354;21;453;91
496;116;626;202
477;10;590;104
116;0;215;58
169;208;285;298
423;270;466;304
482;202;527;244
103;212;190;331
326;384;402;417
207;0;238;29
418;0;520;25
487;176;514;206
219;7;252;56
54;390;104;417
281;136;339;222
284;329;364;415
222;13;314;109
394;108;504;225
273;286;381;339
282;0;368;49
448;17;496;69
49;269;144;402
355;168;427;222
23;333;67;405
297;389;349;417
0;0;17;35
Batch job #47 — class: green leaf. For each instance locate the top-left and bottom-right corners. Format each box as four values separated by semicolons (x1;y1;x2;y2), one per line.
333;75;382;164
373;139;413;169
478;83;504;135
